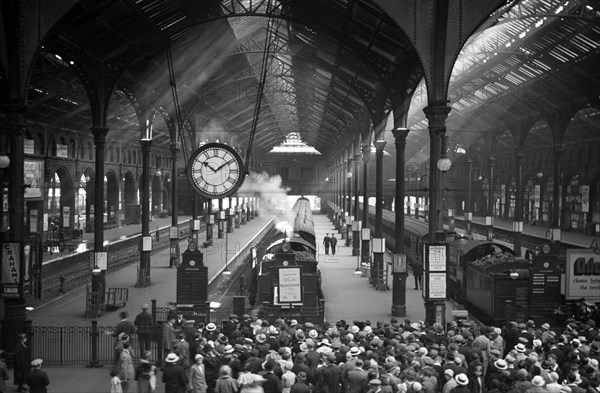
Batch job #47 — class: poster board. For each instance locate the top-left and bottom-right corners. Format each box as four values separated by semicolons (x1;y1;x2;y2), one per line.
565;249;600;300
1;242;22;298
424;243;448;300
277;266;303;304
24;159;44;199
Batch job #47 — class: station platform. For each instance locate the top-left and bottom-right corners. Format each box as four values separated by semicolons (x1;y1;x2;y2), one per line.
313;212;457;324
27;213;276;325
455;214;597;249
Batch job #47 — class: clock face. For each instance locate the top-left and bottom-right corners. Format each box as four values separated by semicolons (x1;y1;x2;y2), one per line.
188;241;198;252
187;143;245;199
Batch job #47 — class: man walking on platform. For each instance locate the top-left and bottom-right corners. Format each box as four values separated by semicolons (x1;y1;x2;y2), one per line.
330;234;338;255
323;233;331;255
134;304;154;356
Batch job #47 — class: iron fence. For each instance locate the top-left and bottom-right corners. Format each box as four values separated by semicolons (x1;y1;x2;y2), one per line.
30;307;229;366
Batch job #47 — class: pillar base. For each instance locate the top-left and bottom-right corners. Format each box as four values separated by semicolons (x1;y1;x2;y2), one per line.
391;304;406;317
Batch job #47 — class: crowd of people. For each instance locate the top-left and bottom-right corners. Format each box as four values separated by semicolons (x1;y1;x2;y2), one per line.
111;303;600;393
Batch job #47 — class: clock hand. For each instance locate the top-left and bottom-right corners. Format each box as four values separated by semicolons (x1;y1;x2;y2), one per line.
215;159;235;172
203;162;218;172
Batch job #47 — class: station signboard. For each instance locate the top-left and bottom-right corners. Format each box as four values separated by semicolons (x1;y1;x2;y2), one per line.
565;249;600;301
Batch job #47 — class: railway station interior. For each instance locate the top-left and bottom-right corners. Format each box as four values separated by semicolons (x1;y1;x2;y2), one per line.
1;0;600;387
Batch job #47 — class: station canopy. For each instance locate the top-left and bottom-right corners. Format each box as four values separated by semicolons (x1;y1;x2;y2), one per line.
9;0;600;165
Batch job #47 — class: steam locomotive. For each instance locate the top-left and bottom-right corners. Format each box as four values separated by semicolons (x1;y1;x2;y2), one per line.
248;197;325;323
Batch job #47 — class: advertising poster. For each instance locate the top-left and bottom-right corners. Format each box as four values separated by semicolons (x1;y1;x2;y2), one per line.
428;273;447;299
24;160;44;199
565;249;600;300
63;206;70;228
278;267;303;303
1;242;21;298
581;185;590;213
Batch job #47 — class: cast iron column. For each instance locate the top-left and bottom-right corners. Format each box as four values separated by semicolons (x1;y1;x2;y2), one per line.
373;140;386;288
227;197;234;233
514;153;524;256
206;200;213;245
346;156;353;246
361;144;371;264
423;103;451;327
138;140;152;287
218;198;224;239
465;158;473;236
424;104;451;236
352;153;361;256
92;127;108;297
169;143;180;267
486;157;496;241
4;104;27;351
552;146;563;243
392;128;410;317
340;158;346;237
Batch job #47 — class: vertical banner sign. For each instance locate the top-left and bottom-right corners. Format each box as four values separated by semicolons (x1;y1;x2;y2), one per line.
424;243;448;300
565;249;600;301
581;185;590;213
63;206;70;228
30;209;38;233
1;242;21;298
278;267;303;304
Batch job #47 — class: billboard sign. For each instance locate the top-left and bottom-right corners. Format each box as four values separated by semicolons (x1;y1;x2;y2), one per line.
565;249;600;300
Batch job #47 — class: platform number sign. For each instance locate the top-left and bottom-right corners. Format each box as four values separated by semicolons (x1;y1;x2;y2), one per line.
566;249;600;301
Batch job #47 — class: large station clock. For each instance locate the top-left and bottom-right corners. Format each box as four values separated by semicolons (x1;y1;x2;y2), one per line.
187;143;245;199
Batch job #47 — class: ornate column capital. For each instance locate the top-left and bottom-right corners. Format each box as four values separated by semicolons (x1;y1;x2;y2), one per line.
392;128;410;146
373;140;386;153
423;103;451;131
361;144;371;163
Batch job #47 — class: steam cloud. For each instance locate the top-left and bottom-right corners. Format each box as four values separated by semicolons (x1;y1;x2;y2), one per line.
238;171;294;236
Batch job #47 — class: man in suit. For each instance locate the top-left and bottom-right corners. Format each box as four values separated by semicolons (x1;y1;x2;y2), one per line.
346;358;369;393
330;234;338;255
134;304;154;356
162;353;188;393
315;353;341;393
26;359;50;393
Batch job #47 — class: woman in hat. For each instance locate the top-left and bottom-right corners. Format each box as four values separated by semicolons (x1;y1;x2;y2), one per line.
13;333;30;393
189;354;208;393
162;353;188;393
26;359;49;393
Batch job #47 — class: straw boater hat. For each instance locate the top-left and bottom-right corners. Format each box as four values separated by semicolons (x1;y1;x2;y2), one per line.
515;343;527;353
165;353;180;363
455;374;469;386
494;359;508;370
205;323;217;332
